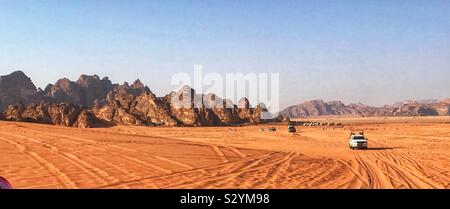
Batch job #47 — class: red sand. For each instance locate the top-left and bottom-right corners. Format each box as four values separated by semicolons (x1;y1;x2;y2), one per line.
1;117;449;189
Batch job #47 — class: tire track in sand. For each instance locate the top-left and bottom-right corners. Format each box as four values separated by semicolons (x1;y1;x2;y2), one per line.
33;131;195;173
28;132;151;181
210;145;229;163
159;152;309;188
27;131;177;174
37;133;205;187
252;152;297;188
0;131;118;186
96;151;280;188
0;136;77;189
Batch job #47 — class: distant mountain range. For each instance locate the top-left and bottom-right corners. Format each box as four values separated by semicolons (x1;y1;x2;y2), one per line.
0;71;275;127
279;99;450;118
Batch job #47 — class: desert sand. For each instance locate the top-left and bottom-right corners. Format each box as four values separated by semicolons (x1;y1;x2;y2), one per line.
1;116;450;189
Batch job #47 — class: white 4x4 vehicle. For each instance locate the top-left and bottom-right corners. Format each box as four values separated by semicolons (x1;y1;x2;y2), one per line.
349;131;368;150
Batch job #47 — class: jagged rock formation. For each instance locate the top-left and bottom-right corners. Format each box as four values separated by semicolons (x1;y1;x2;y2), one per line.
93;85;271;126
0;70;274;128
42;74;116;107
9;70;449;127
42;78;84;106
3;102;98;128
280;99;450;118
92;80;178;126
0;71;41;111
167;86;274;126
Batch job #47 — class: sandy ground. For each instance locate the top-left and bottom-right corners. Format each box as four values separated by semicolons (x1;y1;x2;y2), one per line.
1;116;450;189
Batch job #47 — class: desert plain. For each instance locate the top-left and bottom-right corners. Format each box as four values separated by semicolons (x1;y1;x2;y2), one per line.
1;116;450;189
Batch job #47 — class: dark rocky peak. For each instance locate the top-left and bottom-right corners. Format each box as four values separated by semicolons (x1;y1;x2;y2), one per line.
77;74;102;86
76;74;114;89
130;79;144;88
41;74;116;107
0;70;37;93
1;70;27;80
43;83;53;92
77;74;100;82
53;78;79;90
130;79;152;94
0;71;40;111
113;80;151;98
42;78;84;106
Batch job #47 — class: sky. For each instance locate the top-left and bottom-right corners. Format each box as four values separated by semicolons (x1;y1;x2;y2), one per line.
0;0;449;108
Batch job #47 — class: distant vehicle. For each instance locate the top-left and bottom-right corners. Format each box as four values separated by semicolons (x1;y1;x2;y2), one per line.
349;131;368;149
0;176;12;189
288;123;296;133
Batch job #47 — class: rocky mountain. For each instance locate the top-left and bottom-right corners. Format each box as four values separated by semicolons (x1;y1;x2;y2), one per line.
0;71;41;111
42;74;116;107
92;80;178;126
280;99;450;118
92;84;271;126
279;100;376;117
0;71;118;111
0;71;275;127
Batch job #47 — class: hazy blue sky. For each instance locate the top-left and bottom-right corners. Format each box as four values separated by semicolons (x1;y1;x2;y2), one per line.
0;0;449;108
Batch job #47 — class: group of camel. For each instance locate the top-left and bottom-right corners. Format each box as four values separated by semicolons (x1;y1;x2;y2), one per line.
290;121;343;127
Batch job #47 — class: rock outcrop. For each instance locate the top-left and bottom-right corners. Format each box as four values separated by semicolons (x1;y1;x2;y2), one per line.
92;80;178;126
42;78;84;106
3;102;98;128
166;86;274;126
93;84;273;126
42;74;116;107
